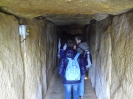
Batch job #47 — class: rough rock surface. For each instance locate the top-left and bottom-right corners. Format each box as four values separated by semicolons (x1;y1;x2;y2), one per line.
0;0;133;25
0;13;57;99
110;12;133;99
88;11;133;99
44;14;109;25
0;13;24;99
45;21;57;87
0;0;133;17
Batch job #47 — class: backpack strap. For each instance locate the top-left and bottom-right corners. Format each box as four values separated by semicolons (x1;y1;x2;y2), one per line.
78;46;89;53
74;53;80;60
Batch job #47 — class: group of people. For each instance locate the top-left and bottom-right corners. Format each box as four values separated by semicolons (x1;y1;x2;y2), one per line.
58;32;92;99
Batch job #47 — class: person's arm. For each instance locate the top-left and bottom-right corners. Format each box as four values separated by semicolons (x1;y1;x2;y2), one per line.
80;57;86;75
58;58;65;77
58;38;61;58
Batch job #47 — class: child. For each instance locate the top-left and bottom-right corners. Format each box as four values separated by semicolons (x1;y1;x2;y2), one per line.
58;39;86;99
75;34;92;98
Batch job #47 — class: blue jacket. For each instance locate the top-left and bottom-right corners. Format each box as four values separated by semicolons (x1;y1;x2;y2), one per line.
58;48;86;84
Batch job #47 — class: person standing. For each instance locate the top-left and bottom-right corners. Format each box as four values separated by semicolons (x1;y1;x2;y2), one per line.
58;31;68;58
58;39;86;99
75;34;92;98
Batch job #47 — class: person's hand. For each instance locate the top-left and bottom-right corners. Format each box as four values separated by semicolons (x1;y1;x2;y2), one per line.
63;44;67;50
86;65;91;68
73;45;76;49
58;54;60;58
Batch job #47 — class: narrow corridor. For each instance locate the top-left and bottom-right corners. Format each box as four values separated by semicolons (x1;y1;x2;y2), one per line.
1;1;133;99
45;70;96;99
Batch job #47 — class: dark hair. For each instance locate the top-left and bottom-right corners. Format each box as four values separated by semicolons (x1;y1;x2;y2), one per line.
67;34;75;41
75;34;85;42
60;31;68;49
67;39;76;48
62;31;68;37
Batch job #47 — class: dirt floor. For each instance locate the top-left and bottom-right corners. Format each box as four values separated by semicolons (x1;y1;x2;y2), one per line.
45;71;97;99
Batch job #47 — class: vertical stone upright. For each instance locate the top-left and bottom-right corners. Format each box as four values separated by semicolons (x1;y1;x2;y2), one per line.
87;18;112;99
19;19;57;99
0;13;24;99
20;19;47;99
45;21;57;88
86;19;97;88
88;12;133;99
0;13;58;99
95;17;112;99
110;13;133;99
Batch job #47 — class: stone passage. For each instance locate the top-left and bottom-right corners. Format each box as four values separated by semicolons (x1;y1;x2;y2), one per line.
45;71;96;99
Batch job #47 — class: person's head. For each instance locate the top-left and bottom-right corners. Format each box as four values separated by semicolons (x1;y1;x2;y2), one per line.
61;31;68;37
75;34;85;44
67;39;76;49
60;31;68;49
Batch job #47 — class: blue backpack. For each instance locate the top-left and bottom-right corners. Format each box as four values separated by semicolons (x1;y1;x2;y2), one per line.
65;53;81;81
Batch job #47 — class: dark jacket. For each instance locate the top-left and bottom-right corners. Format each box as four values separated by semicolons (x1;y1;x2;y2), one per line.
76;42;89;54
76;42;90;66
58;48;86;84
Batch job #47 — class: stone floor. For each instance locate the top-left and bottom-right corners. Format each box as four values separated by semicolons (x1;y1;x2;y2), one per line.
45;72;97;99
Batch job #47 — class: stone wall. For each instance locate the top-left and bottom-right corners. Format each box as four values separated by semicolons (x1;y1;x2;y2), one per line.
0;12;57;99
0;12;24;99
110;12;133;99
88;12;133;99
20;18;47;99
88;17;112;99
45;21;57;87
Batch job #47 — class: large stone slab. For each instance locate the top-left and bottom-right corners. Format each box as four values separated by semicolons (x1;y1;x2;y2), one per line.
0;0;133;24
110;12;133;99
0;12;57;99
0;13;24;99
88;11;133;99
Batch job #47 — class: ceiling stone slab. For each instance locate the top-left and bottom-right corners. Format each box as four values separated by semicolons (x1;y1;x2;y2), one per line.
44;13;109;25
0;0;133;18
0;0;133;25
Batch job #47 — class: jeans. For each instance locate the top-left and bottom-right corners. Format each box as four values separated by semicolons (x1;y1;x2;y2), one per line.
64;84;79;99
79;74;85;96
